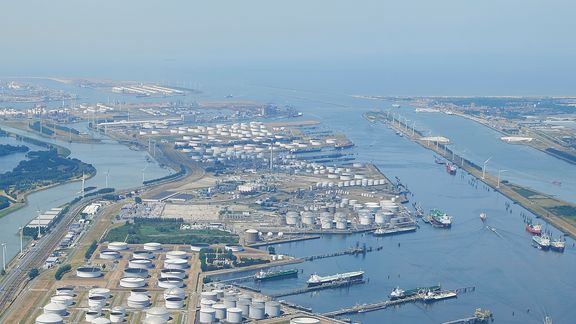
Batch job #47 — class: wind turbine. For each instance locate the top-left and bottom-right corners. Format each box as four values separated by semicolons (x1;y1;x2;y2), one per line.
142;164;148;184
105;169;110;188
36;208;42;238
482;157;492;180
1;242;6;271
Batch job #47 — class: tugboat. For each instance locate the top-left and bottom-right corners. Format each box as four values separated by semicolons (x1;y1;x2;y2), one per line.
480;212;487;222
428;209;452;228
255;269;298;281
532;234;551;250
550;237;566;252
525;220;542;235
446;163;457;175
307;271;364;287
434;155;446;165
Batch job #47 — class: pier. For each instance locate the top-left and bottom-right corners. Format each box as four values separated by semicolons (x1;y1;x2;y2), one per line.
303;245;383;261
271;279;365;298
248;235;320;247
323;287;476;317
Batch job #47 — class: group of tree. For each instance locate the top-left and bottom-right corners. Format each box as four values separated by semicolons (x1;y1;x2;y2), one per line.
85;240;98;260
0;144;29;157
54;264;71;280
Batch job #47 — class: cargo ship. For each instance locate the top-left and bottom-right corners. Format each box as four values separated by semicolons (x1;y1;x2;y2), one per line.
307;271;364;287
427;209;452;228
480;212;487;222
255;269;298;281
373;225;417;236
423;290;458;303
532;235;550;250
525;220;542;235
390;285;441;300
550;237;566;252
446;163;457;175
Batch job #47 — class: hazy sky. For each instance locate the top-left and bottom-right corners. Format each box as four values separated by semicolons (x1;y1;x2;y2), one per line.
2;0;575;95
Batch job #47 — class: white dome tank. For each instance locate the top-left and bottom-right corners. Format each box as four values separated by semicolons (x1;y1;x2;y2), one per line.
199;308;216;323
160;268;186;279
89;288;111;299
85;310;101;322
249;304;265;320
291;317;321;324
127;294;150;308
43;302;67;316
50;295;73;306
163;287;185;300
166;250;188;259
226;307;243;324
143;242;162;251
164;258;188;269
146;307;170;321
265;300;281;317
107;242;128;251
35;313;64;324
120;277;146;288
212;304;227;320
165;296;184;309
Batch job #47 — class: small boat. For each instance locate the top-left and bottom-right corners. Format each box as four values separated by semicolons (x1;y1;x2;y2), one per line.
480;213;487;222
446;163;457;175
532;235;550;250
428;209;452;228
434;155;446;165
550;237;566;252
423;290;458;303
525;221;542;235
307;271;364;287
390;285;441;300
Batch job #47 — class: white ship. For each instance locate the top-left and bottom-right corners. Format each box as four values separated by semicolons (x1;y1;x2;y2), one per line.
306;271;364;287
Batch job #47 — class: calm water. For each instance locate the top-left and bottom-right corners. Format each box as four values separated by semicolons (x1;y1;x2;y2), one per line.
0;124;171;263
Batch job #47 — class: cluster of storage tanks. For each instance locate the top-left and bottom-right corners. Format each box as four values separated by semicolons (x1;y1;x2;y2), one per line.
65;242;191;323
35;287;73;324
284;198;404;229
199;286;282;323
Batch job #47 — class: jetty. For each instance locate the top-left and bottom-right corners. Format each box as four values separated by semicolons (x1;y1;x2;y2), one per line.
271;279;365;298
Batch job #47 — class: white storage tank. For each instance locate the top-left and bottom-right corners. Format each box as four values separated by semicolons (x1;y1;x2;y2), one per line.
158;277;184;288
285;212;299;225
212;304;227;320
200;291;218;301
143;242;162;251
226;307;243;324
164;287;186;300
130;288;149;297
129;259;153;269
120;277;146;288
236;300;250;316
291;317;321;324
107;242;128;251
99;250;120;260
165;296;184;309
223;296;237;308
160;268;186;279
88;295;107;308
91;318;111;324
245;229;259;243
76;266;102;278
55;286;75;296
85;310;101;322
265;300;281;317
127;294;150;308
200;299;216;309
43;303;67;316
336;219;347;230
132;250;154;259
123;268;149;278
190;243;210;252
146;307;170;322
89;288;110;299
166;250;188;259
164;258;188;269
249;304;265;320
199;308;216;323
109;307;125;323
35;313;64;324
50;295;73;306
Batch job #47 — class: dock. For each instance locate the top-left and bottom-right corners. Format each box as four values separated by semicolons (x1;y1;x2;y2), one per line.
303;245;383;262
271;279;365;298
248;235;320;247
323;287;476;317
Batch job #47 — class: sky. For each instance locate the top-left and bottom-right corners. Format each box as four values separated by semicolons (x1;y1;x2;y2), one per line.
1;0;575;95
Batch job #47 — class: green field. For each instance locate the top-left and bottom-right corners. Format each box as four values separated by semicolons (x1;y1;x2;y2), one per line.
105;218;238;245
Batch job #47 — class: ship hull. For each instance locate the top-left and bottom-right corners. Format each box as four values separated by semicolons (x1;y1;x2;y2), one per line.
307;273;363;287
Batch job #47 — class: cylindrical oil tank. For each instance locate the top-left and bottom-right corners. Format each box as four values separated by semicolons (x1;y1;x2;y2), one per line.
107;242;128;251
85;310;101;322
291;317;321;324
35;313;64;324
129;259;153;269
143;242;162;251
237;300;250;316
89;288;110;299
166;250;188;259
55;286;74;296
223;296;237;308
245;229;259;243
43;303;66;316
335;219;347;230
190;243;210;252
99;250;120;260
132;250;153;259
238;294;252;303
160;268;186;279
320;218;333;229
91;318;111;324
200;299;216;309
120;277;146;288
158;277;184;289
164;258;188;269
50;295;73;306
76;266;102;278
213;289;224;299
88;295;107;308
249;304;265;320
200;291;218;301
109;310;125;323
226;308;243;324
127;294;150;308
199;308;216;323
359;215;372;226
165;296;184;309
375;213;386;224
224;244;244;252
285;211;299;225
265;301;281;317
146;307;170;321
212;304;227;320
164;287;185;300
252;298;265;307
123;268;148;278
130;288;149;297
